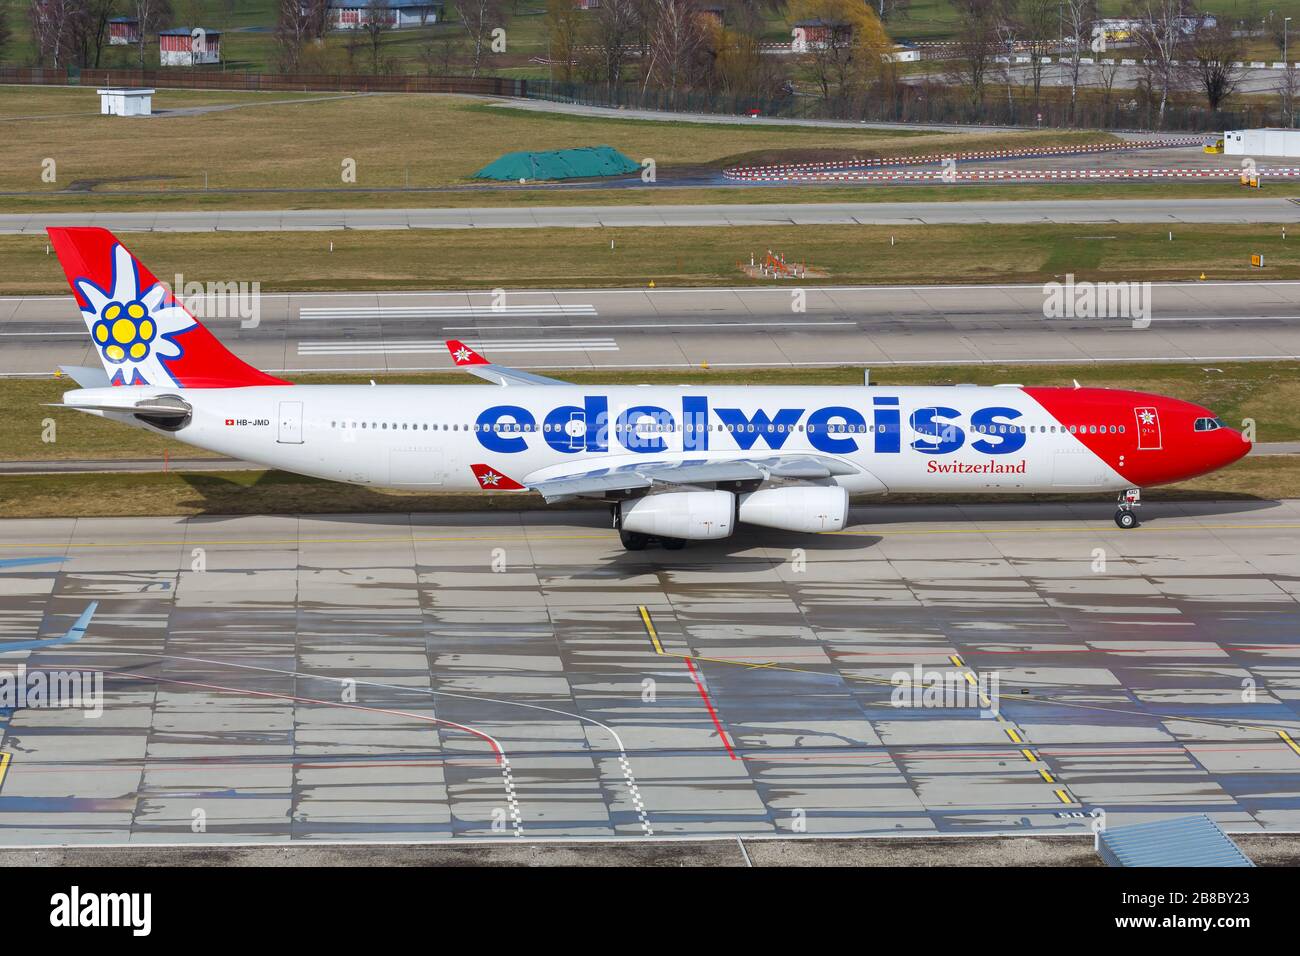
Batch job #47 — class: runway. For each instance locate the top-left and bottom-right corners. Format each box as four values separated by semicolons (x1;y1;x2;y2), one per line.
4;198;1299;234
0;501;1297;844
6;281;1300;377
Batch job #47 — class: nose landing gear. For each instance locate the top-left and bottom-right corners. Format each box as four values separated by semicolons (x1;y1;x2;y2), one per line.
1114;488;1141;529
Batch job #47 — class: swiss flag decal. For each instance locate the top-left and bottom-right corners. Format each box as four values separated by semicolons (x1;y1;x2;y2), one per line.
225;418;235;426
1134;406;1162;450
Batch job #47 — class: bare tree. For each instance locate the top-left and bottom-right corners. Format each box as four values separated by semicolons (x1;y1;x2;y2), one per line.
1012;0;1056;105
361;0;390;72
1060;0;1095;123
592;0;641;89
29;0;85;67
543;0;582;82
1282;64;1297;128
418;32;458;75
874;0;910;21
645;0;707;102
454;0;506;78
1097;53;1122;113
274;0;316;71
77;0;119;67
948;0;1003;105
0;5;11;62
1182;16;1243;111
134;0;173;67
1127;0;1184;126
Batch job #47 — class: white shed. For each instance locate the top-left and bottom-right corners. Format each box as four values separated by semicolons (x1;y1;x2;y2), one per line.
1224;128;1300;157
97;88;154;117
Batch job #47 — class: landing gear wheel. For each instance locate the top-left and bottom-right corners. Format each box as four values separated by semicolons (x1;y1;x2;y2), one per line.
661;538;687;551
619;530;649;551
1114;509;1139;529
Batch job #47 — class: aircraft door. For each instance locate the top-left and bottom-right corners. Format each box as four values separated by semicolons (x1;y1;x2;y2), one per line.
277;401;304;444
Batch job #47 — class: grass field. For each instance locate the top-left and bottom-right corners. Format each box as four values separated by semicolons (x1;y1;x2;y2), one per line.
2;221;1297;296
0;89;1127;199
8;361;1297;464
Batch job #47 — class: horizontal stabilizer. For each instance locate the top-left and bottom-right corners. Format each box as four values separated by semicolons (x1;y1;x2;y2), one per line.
57;365;111;388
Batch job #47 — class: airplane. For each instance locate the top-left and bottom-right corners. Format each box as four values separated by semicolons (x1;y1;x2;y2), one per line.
45;226;1251;550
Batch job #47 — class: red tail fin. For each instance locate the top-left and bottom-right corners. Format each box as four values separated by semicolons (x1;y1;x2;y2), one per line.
47;227;289;388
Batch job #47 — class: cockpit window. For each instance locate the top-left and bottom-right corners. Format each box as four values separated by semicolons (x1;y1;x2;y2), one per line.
1194;417;1223;432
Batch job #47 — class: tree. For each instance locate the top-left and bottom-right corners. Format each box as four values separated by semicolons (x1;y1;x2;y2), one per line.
1126;0;1185;126
274;0;318;71
78;0;119;67
543;0;582;82
592;0;642;89
134;0;173;67
362;0;391;73
874;0;910;21
948;0;1004;105
790;0;892;106
30;0;85;67
1282;63;1297;128
1012;0;1056;105
454;0;507;78
644;0;708;102
0;5;10;63
705;19;788;99
1183;16;1243;111
1060;0;1096;123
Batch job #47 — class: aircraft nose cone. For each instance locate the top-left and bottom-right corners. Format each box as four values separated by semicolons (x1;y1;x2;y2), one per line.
1221;430;1252;467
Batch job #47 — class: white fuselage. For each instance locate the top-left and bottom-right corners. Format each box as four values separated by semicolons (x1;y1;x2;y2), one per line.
68;383;1131;494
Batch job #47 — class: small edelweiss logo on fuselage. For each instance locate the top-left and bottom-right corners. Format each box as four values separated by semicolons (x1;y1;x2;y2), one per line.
76;244;196;386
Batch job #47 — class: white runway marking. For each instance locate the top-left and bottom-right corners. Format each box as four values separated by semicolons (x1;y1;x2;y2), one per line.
298;305;597;320
297;338;619;355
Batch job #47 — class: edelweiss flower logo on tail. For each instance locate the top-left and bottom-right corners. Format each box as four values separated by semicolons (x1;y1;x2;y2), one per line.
76;243;196;386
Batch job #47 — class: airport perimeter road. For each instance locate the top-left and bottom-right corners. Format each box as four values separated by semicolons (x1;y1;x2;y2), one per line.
4;198;1300;234
1;501;1297;844
5;281;1300;376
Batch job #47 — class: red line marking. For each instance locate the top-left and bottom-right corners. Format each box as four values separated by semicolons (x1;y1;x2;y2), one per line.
685;657;736;760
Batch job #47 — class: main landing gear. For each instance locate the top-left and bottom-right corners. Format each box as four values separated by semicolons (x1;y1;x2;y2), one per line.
1114;488;1141;529
618;529;687;551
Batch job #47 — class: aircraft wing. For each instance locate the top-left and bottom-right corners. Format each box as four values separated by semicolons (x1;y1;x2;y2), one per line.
446;340;571;387
515;455;866;503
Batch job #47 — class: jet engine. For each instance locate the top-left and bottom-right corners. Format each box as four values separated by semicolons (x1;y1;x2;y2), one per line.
738;486;848;533
618;491;735;540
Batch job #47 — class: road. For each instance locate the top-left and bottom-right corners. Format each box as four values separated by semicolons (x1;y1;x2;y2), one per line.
5;281;1300;377
1;502;1297;844
4;198;1300;234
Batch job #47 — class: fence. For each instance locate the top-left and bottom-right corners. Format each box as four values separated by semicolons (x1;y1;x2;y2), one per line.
524;77;1285;133
0;66;527;96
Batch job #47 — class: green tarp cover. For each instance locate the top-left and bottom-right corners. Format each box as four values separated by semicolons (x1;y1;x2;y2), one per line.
472;146;639;181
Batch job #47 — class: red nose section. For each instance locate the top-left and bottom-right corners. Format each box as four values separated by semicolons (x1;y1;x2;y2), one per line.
1024;388;1249;487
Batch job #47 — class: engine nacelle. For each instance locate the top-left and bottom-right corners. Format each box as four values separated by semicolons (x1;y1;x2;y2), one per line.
619;491;735;540
738;485;848;533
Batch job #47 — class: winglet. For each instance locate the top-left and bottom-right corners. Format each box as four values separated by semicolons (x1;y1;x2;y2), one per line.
470;464;526;490
447;340;491;366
